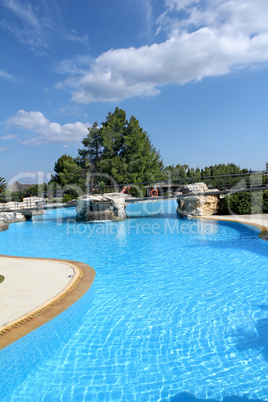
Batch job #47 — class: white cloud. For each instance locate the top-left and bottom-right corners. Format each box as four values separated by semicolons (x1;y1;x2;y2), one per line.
2;0;41;30
0;20;48;53
0;0;48;53
163;0;200;12
67;29;89;46
0;147;8;152
1;1;89;55
0;0;61;54
6;110;89;145
140;0;154;39
0;134;17;140
161;0;268;36
54;55;92;76
56;0;268;103
0;69;15;81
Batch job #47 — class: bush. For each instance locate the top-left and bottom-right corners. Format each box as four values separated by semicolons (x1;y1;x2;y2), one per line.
62;189;78;203
128;185;146;198
62;194;73;203
224;191;266;214
227;192;251;214
263;190;268;213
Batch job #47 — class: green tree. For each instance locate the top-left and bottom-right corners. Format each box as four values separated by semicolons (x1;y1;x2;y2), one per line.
78;122;103;170
50;155;83;188
24;183;48;197
101;107;126;159
121;115;164;183
78;108;164;186
201;163;248;189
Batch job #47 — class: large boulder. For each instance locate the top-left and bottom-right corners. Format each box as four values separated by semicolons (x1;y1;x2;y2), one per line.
0;212;27;224
0;221;8;232
177;183;220;216
76;193;129;221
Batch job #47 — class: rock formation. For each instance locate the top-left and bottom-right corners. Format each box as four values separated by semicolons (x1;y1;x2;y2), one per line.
177;183;220;217
0;221;8;232
76;193;129;221
0;210;33;232
0;212;27;224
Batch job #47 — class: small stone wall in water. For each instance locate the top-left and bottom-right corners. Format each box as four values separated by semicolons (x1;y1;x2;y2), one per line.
76;193;129;221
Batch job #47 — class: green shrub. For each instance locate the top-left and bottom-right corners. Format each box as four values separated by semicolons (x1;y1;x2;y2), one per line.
224;191;266;214
62;194;73;203
251;191;263;214
62;189;78;202
263;190;268;213
128;185;146;198
227;192;251;214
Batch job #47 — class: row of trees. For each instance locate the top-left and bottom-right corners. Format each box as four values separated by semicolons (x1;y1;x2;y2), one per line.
163;163;248;180
50;107;250;193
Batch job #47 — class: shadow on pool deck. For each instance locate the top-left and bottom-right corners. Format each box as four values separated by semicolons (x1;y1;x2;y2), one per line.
170;392;267;401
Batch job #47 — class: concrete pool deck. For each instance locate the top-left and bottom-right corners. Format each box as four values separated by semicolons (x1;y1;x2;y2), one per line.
0;255;95;350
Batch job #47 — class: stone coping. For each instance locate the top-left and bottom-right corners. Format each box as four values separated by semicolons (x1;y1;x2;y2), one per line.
0;255;95;350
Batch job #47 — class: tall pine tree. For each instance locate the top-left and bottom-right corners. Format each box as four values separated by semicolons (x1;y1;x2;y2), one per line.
79;108;164;185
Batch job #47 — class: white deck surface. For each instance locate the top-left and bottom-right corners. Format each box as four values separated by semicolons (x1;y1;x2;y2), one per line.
0;257;73;328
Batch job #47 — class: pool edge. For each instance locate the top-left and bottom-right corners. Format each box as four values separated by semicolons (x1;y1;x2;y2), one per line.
193;215;268;240
0;255;95;350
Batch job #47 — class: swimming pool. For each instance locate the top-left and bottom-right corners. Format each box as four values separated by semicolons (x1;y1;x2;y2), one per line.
1;201;268;401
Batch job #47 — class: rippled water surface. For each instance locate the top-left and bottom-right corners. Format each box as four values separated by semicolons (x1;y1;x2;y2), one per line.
1;201;268;401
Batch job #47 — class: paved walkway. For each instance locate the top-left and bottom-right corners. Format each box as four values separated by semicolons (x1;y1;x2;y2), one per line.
0;257;74;328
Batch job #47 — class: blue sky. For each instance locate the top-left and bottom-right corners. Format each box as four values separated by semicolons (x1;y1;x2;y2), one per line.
1;0;268;183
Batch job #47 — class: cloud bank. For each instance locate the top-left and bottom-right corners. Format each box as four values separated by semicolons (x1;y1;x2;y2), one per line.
6;110;89;145
56;0;268;103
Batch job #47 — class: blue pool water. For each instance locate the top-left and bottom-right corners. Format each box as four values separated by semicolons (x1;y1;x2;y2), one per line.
1;201;268;401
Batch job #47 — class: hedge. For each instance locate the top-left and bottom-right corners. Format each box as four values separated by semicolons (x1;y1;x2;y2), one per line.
223;190;268;215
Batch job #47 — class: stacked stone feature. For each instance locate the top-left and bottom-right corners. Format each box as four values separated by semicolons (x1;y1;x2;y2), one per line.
177;183;220;217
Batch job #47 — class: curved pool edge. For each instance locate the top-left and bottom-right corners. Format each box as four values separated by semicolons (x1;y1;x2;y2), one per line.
193;214;268;240
0;255;96;350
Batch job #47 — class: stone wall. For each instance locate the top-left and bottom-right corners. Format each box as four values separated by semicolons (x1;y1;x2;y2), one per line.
177;183;220;217
76;193;129;221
